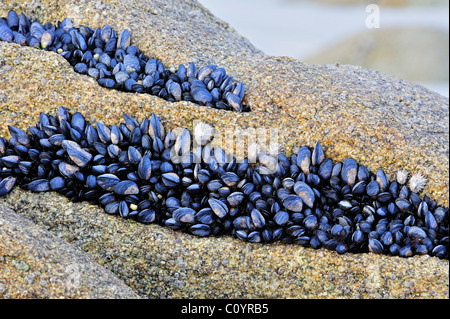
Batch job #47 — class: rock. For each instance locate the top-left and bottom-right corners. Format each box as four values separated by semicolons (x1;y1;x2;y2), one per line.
305;27;449;83
0;0;448;298
0;205;140;299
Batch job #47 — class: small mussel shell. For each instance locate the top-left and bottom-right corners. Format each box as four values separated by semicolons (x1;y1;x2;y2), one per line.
250;209;266;229
86;175;97;189
434;207;446;224
235;230;248;241
173;207;196;224
352;230;364;243
282;195;303;212
96;121;111;143
380;231;394;246
432;245;447;259
208;198;229;218
341;158;357;187
318;158;333;181
296;146;311;175
0;137;7;155
161;172;180;187
424;211;437;231
395;198;411;212
98;78;116;88
115;71;130;83
368;238;384;254
225;92;242;112
282;178;295;190
117;29;131;50
0;23;14;42
376;169;389;192
293;181;315;208
0;176;17;197
336;243;348;254
389;243;401;256
26;35;40;48
1;155;20;168
399;245;413;258
62;140;92;168
227;191;244;207
49;176;65;191
189;224;211;237
123;54;141;73
311;142;325;166
119;201;130;218
137;155;152;180
273;210;289;226
110;125;123;145
221;172;240;187
376;206;388;217
8;125;30;147
25;179;50;192
114;180;139;195
97;173;120;191
41;29;54;48
331;224;345;238
136;209;156;224
105;201;120;215
57;108;70;125
58;161;80;179
407;226;427;240
357;165;370;182
195;208;215;224
366;180;380;198
233;216;249;230
7;10;19;30
207;179;223;192
61;17;73;32
248;231;262;243
352;180;366;195
415;244;428;255
303;214;318;231
127;146;142;165
377;192;392;204
74;62;88;74
165;218;183;230
258;153;277;174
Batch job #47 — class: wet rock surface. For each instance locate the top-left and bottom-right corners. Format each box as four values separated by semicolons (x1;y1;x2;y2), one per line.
0;0;448;298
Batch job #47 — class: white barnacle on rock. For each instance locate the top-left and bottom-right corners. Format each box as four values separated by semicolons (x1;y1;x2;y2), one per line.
396;168;409;185
408;172;428;193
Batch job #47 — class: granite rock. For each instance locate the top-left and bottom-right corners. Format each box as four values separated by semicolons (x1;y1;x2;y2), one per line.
0;205;139;298
0;0;448;298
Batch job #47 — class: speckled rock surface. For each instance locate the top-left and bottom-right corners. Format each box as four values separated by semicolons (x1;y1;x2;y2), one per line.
0;0;448;299
0;205;139;298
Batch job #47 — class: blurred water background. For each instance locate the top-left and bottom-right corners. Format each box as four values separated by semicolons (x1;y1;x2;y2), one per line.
198;0;449;97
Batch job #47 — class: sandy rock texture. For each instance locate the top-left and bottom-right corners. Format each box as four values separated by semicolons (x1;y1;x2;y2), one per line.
0;0;448;298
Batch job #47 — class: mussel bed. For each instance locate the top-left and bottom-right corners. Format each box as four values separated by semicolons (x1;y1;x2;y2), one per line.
0;107;448;260
0;10;248;112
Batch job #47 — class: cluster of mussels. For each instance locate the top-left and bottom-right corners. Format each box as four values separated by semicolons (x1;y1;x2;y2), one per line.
0;107;448;259
0;10;248;112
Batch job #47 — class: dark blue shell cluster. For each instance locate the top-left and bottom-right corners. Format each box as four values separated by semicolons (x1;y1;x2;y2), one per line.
0;10;248;112
0;107;448;260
